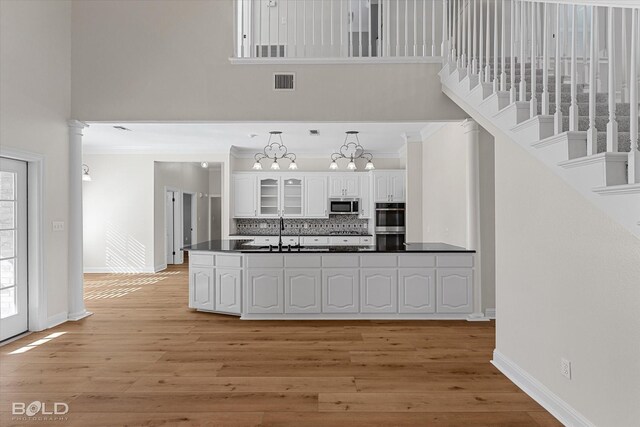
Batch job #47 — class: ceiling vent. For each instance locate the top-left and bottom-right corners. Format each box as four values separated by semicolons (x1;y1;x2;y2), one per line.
274;73;295;91
309;130;320;136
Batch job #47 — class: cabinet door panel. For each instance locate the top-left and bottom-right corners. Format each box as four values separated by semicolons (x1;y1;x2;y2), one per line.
389;172;405;202
398;269;435;313
343;175;360;197
247;269;284;313
359;174;371;218
329;176;344;197
360;269;397;313
258;176;280;217
215;268;241;314
285;269;321;313
322;269;359;313
190;267;215;311
232;175;256;217
305;176;328;217
373;173;390;202
436;269;473;314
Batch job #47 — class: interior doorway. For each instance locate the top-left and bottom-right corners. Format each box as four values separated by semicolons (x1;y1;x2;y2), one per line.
165;189;182;265
182;192;196;248
0;158;28;341
209;196;222;241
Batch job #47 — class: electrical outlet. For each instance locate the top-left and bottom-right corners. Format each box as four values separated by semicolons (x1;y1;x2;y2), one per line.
52;221;65;232
561;358;572;380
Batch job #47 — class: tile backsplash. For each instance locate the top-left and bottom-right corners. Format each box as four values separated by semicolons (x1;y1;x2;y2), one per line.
235;215;369;236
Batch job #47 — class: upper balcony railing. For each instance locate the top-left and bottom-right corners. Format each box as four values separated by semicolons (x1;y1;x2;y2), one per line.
233;0;447;62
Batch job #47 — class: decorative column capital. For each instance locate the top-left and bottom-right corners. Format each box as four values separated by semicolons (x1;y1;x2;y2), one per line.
68;120;89;136
461;118;479;134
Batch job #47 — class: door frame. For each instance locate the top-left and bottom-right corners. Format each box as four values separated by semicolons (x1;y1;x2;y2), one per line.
208;195;222;241
164;186;183;265
0;148;46;332
182;191;197;248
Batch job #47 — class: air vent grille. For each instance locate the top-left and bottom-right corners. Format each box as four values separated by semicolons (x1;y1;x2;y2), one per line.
274;73;295;91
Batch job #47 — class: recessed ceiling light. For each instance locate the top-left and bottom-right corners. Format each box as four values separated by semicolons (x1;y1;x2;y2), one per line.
201;162;209;168
113;125;132;131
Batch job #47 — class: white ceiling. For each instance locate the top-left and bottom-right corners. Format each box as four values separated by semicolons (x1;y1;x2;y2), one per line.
82;122;447;157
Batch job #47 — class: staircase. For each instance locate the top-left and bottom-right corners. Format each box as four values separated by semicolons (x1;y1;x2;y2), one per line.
440;1;640;239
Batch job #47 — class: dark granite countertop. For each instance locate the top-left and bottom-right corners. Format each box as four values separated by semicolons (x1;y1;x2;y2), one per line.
183;240;474;253
229;234;374;237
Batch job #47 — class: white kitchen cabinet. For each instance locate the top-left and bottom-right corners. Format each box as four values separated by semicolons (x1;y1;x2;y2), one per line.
285;269;322;313
305;176;328;217
373;171;406;202
359;174;372;218
398;268;435;313
232;174;257;217
329;174;360;197
215;268;241;314
322;269;359;313
302;236;330;246
436;268;473;314
189;266;215;311
258;176;280;217
246;269;284;314
360;269;397;313
281;176;304;217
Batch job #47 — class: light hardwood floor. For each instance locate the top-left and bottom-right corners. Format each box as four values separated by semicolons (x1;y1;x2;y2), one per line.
0;264;560;426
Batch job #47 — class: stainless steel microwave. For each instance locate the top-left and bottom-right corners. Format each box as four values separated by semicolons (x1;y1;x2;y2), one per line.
329;198;360;215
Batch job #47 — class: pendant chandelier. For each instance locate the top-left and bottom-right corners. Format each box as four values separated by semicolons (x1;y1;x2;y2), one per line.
329;131;375;171
252;131;298;170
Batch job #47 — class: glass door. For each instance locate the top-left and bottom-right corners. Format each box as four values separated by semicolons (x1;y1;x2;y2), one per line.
0;158;28;341
258;177;280;217
281;177;303;217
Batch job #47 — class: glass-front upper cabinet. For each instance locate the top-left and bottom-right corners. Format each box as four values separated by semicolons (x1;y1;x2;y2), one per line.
281;177;303;217
258;177;280;216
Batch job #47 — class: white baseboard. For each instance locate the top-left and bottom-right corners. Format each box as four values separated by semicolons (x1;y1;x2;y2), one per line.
83;266;157;274
485;308;496;319
47;311;68;328
154;263;168;272
492;350;595;427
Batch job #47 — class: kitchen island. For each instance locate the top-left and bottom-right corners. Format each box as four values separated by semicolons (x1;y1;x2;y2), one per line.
183;240;481;320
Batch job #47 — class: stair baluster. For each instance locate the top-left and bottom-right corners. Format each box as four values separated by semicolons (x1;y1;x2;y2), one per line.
606;6;618;152
629;8;639;184
484;0;491;83
510;0;516;102
554;3;563;134
472;0;477;74
541;3;549;115
519;0;527;102
569;5;578;131
587;6;598;155
621;8;628;103
493;0;498;91
530;2;537;118
500;0;507;91
467;0;471;72
442;0;448;58
478;0;484;82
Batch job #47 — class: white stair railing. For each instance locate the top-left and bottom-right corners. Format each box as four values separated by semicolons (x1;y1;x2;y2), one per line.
441;0;639;185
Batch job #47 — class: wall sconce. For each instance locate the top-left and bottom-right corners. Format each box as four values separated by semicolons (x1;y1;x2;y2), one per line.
82;164;92;181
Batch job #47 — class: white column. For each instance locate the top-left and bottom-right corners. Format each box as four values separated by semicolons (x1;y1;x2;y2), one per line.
569;5;579;131
461;119;485;321
628;8;639;184
606;7;618;152
68;120;92;321
554;3;563;134
587;6;598;155
541;3;549;115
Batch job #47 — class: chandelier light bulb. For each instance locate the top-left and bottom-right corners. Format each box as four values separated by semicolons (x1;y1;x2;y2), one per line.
329;161;338;170
347;158;357;170
252;161;262;170
365;160;375;170
288;161;298;170
271;160;280;170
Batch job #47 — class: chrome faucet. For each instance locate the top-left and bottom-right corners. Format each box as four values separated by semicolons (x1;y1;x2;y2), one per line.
278;216;284;251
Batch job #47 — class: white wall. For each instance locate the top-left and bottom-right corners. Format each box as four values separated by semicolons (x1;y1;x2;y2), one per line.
82;153;231;273
405;121;496;312
494;135;640;426
0;0;72;324
70;0;466;122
